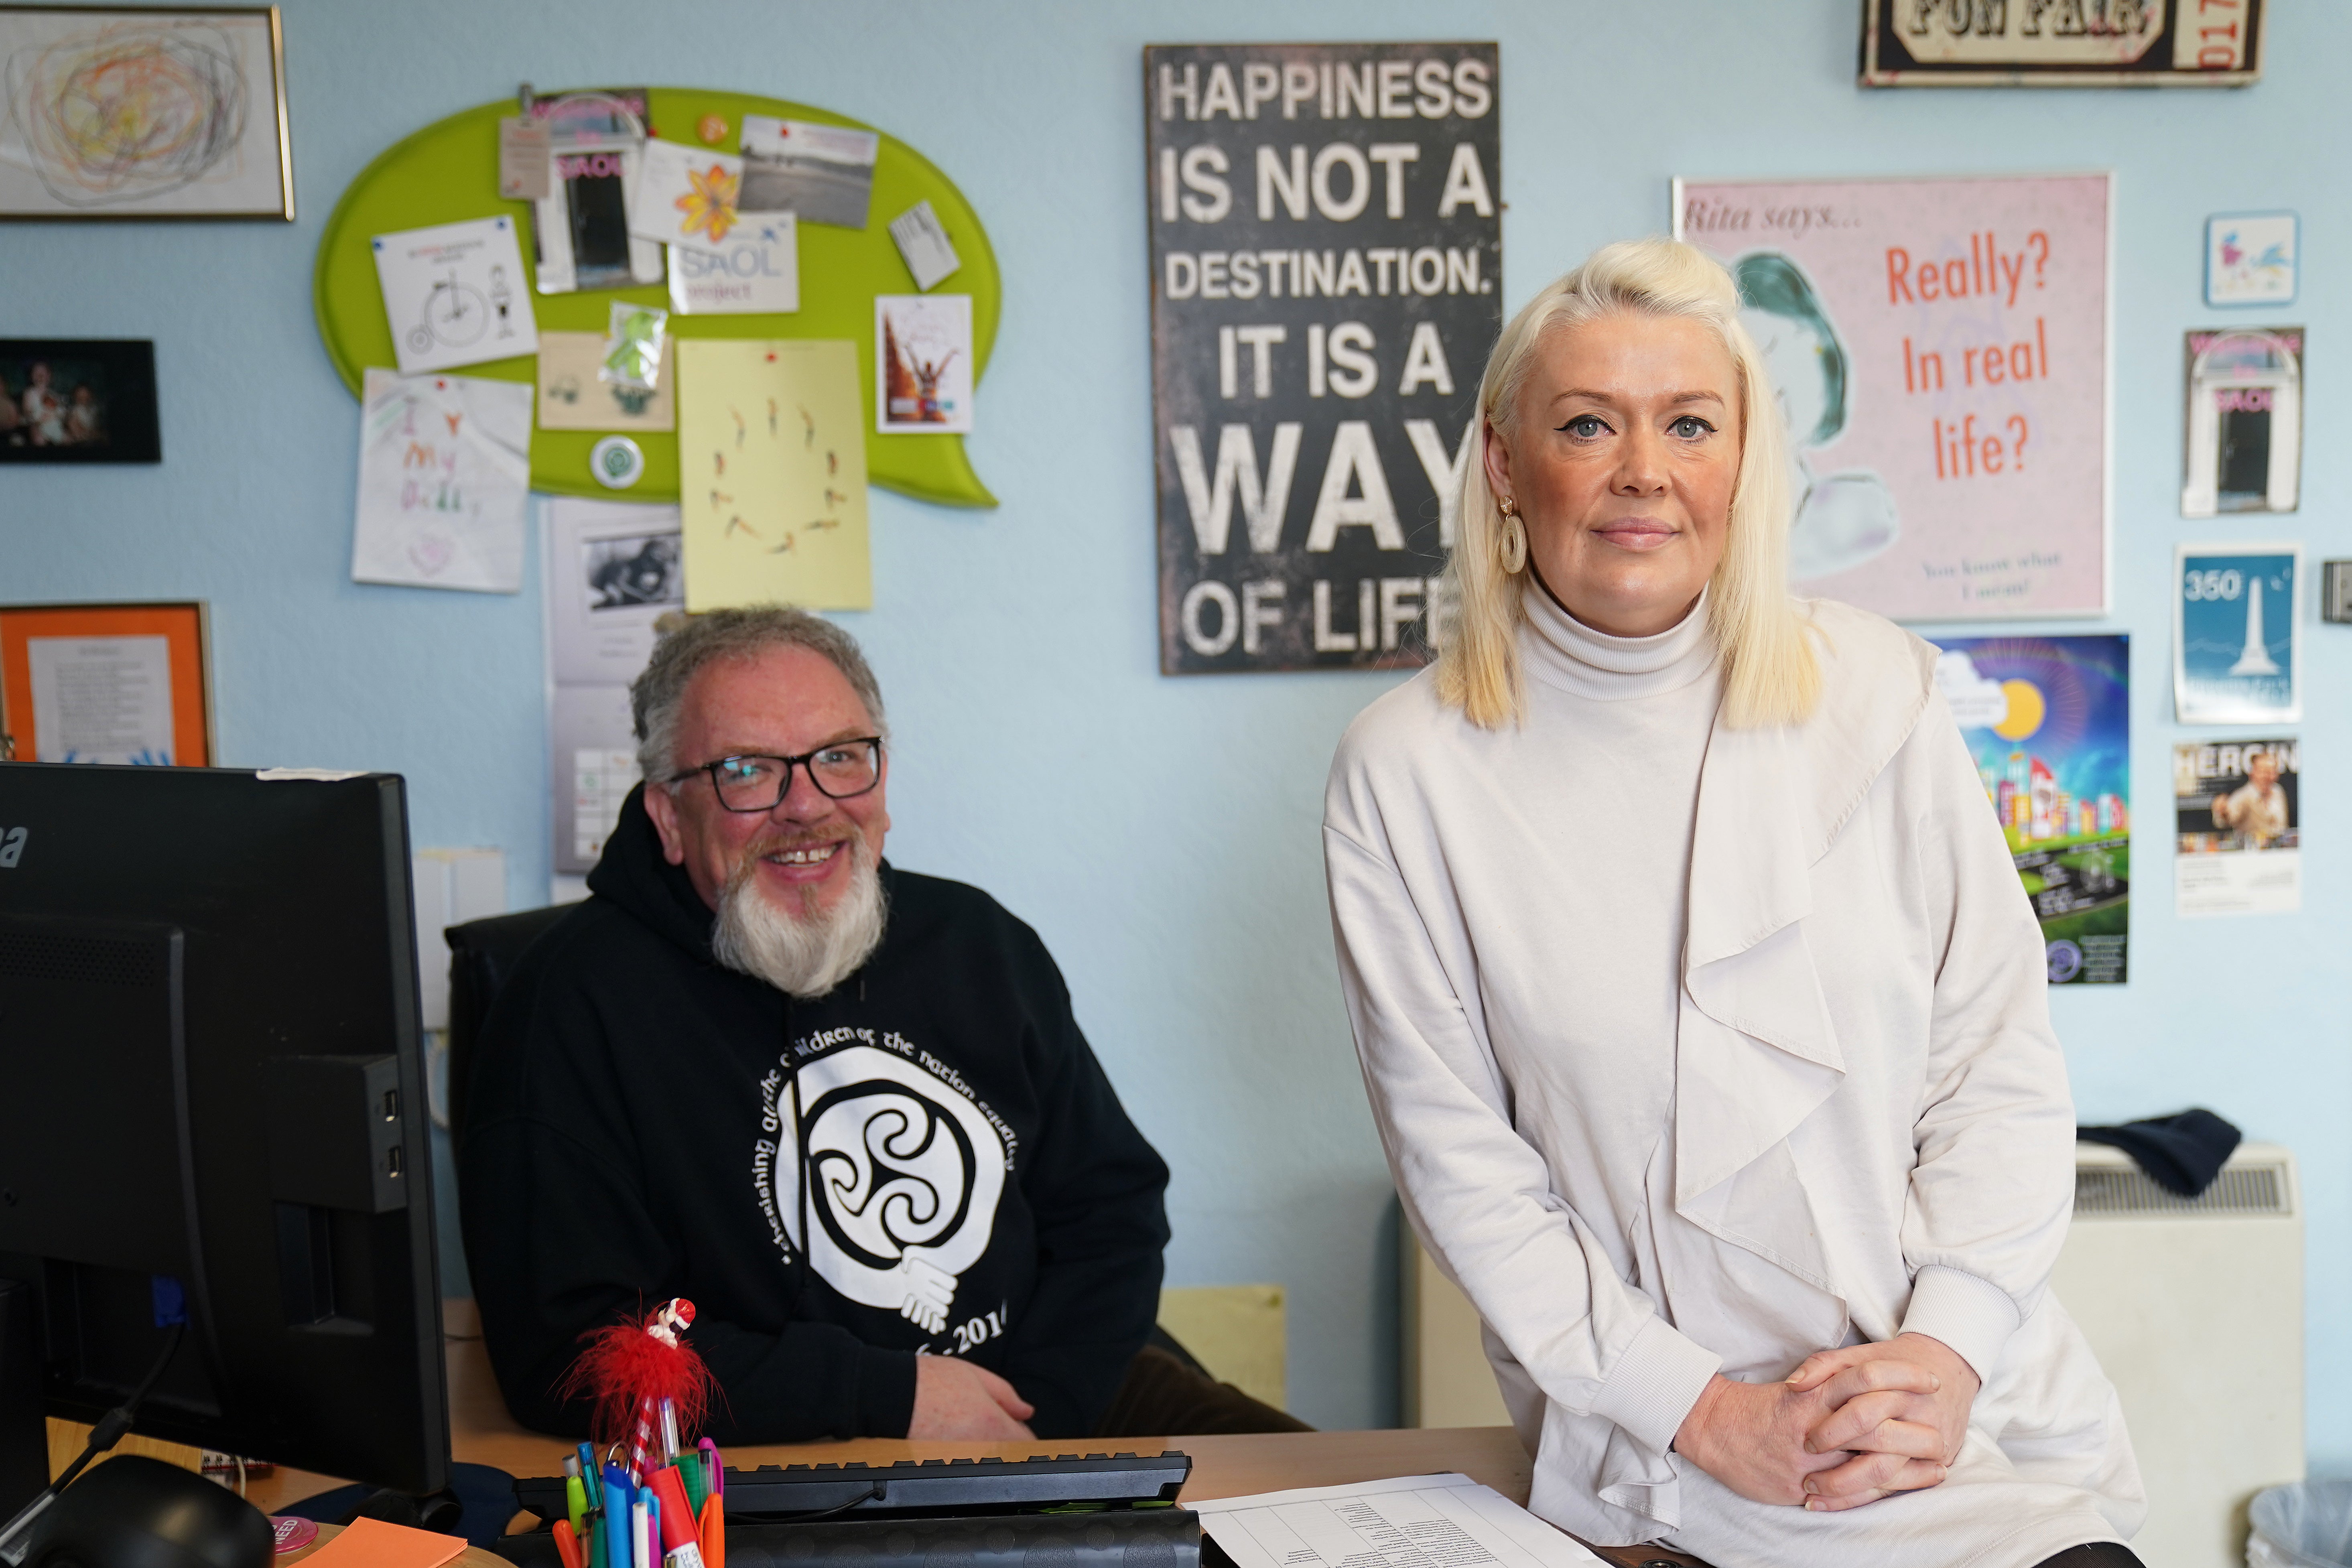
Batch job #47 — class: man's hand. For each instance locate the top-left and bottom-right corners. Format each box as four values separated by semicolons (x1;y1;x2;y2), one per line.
907;1353;1036;1440
1783;1333;1980;1511
1670;1373;1856;1505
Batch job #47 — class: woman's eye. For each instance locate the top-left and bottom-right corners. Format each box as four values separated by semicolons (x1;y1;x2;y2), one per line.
1670;416;1716;439
1560;414;1610;438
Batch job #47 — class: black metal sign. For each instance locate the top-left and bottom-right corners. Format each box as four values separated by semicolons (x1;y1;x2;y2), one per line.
1145;43;1501;674
1861;0;2263;87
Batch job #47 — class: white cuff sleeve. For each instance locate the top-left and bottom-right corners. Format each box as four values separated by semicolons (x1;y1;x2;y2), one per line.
1586;1314;1723;1455
1900;1264;2024;1381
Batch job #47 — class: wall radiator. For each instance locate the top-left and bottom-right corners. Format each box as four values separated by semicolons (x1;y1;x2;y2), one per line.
2051;1141;2303;1568
1400;1143;2305;1567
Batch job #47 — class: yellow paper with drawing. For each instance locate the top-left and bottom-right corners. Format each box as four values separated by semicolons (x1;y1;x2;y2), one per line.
677;339;870;610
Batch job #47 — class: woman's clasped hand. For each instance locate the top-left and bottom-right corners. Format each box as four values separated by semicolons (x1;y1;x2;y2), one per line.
1672;1333;1981;1512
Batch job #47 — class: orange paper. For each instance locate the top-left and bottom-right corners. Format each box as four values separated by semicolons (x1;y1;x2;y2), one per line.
298;1517;467;1568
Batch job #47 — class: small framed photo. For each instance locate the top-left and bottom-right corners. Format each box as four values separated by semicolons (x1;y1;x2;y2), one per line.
0;6;293;221
2206;212;2297;308
0;339;160;462
2175;544;2299;726
0;601;213;765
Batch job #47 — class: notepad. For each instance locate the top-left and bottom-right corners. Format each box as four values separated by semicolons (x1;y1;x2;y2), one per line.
297;1516;468;1568
1190;1473;1602;1568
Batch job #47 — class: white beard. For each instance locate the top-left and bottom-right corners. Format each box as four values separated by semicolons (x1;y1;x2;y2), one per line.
709;835;888;999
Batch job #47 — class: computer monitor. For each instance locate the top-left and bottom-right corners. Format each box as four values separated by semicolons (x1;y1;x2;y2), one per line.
0;763;449;1513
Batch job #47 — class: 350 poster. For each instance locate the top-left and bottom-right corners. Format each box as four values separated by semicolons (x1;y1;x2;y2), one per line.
1146;42;1500;673
1676;171;2111;622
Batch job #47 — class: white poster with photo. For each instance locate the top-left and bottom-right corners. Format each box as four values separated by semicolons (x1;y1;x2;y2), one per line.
876;294;973;433
353;370;533;593
371;215;537;375
2175;738;2301;917
545;498;681;875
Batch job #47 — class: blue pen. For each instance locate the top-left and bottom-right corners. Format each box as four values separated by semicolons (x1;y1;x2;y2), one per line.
604;1465;634;1568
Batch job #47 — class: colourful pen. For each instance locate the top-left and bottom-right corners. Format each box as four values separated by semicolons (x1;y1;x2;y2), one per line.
632;1498;652;1568
564;1455;591;1539
696;1493;723;1568
553;1520;586;1568
604;1465;634;1568
699;1438;720;1505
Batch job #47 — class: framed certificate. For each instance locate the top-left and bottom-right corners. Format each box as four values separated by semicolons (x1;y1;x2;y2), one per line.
0;601;213;765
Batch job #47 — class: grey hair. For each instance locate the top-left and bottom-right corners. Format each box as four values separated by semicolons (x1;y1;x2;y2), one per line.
631;605;888;786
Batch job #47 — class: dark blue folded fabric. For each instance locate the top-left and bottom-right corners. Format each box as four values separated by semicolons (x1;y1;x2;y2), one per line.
2078;1108;2243;1197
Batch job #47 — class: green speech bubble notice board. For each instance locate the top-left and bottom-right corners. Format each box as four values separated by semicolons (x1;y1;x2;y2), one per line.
314;89;999;507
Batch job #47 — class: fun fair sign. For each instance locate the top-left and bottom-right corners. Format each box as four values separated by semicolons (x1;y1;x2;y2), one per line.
1676;172;2110;621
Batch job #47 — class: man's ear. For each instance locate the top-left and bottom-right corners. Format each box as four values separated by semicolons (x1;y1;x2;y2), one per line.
640;782;689;865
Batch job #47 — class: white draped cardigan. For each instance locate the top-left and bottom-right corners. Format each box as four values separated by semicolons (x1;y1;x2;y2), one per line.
1322;595;2144;1568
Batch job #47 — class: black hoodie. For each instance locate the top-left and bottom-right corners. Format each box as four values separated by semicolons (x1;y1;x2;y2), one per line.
459;785;1171;1442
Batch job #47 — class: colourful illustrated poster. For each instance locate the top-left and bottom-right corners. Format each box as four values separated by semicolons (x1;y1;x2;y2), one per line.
371;215;537;375
352;369;533;593
2175;737;2301;918
1677;173;2109;619
676;339;869;611
877;294;972;434
2176;544;2299;723
1930;634;2129;985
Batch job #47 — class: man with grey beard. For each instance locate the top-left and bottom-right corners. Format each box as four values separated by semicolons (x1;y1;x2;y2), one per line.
463;607;1304;1443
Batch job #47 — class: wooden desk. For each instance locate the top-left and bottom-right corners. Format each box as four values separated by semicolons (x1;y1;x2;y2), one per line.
244;1332;1704;1568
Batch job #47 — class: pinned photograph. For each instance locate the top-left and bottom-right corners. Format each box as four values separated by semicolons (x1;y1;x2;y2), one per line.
2206;212;2298;308
668;212;798;315
877;294;973;434
2176;544;2299;725
739;115;878;229
536;331;674;432
2175;738;2300;918
2182;327;2302;516
371;215;537;375
629;138;743;255
582;530;681;613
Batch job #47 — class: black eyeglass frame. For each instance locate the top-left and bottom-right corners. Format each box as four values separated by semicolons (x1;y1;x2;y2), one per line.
667;737;886;812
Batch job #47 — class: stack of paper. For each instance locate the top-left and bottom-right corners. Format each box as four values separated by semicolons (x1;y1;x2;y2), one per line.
1192;1473;1603;1568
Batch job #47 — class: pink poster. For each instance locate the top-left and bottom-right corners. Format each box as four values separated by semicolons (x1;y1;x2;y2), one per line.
1674;173;2109;620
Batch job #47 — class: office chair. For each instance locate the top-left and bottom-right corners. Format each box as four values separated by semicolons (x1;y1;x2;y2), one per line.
443;904;573;1157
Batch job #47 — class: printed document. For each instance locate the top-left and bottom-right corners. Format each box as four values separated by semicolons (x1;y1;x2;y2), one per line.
1191;1473;1601;1568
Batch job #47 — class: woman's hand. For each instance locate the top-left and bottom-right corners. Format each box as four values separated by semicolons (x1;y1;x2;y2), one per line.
1670;1373;1856;1505
1782;1333;1980;1511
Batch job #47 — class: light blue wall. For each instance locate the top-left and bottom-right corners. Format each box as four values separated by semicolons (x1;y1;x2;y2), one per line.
6;0;2345;1446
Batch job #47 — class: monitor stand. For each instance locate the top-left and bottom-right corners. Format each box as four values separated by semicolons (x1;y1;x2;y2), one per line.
0;1279;46;1519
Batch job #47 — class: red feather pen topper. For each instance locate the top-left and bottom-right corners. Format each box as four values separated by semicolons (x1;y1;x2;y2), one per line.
557;1298;715;1480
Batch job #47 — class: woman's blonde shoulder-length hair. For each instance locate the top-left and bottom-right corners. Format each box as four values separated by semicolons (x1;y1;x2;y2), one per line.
1435;236;1821;731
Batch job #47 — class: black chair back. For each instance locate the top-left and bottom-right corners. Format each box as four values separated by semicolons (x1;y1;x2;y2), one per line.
443;904;574;1156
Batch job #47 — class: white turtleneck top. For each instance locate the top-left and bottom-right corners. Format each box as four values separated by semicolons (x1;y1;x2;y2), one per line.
1322;590;2140;1568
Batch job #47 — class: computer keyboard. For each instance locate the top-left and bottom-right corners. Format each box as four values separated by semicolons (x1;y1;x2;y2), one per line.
516;1450;1191;1522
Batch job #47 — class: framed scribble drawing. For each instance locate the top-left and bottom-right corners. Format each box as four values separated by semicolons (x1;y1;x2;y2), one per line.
0;6;292;220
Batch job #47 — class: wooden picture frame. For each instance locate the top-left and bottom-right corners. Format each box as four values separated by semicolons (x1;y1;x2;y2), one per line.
0;601;214;765
1861;0;2263;87
0;5;293;219
0;338;160;461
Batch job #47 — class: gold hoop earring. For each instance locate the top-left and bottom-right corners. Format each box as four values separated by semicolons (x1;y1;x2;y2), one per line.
1497;497;1527;575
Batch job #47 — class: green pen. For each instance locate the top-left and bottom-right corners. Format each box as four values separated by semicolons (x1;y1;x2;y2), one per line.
564;1454;593;1562
676;1452;706;1516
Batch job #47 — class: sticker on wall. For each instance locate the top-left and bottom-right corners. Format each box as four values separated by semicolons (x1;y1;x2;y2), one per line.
2206;212;2298;308
1930;635;2130;985
2175;737;2300;918
2176;543;2299;725
371;215;537;375
1676;172;2111;619
2182;327;2301;517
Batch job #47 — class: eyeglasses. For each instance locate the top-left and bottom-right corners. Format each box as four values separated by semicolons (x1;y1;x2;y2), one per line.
670;739;884;812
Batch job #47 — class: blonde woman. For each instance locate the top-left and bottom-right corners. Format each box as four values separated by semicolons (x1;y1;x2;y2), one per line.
1322;240;2143;1568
